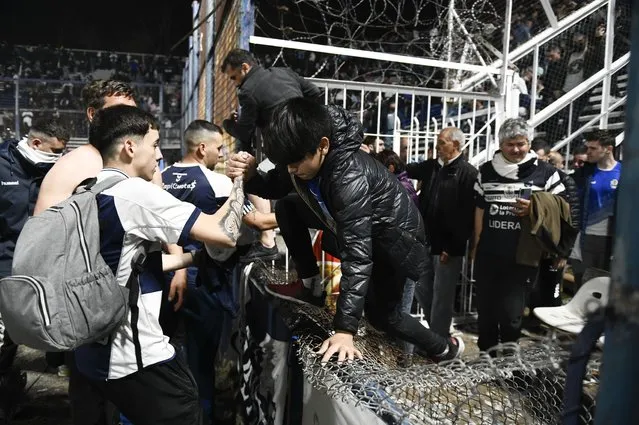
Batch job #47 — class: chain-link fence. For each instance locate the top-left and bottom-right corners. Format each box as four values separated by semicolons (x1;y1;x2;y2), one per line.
250;261;601;425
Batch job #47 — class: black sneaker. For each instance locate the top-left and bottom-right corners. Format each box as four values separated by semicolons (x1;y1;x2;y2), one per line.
434;336;465;362
239;242;279;264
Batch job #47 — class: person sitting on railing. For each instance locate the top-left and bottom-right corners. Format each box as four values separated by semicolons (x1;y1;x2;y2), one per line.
226;98;465;363
221;48;322;265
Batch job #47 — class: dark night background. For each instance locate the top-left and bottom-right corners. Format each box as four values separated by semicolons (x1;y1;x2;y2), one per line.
0;0;194;55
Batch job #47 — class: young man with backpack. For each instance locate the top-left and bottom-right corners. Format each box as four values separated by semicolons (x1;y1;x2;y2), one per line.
32;79;188;425
52;105;243;424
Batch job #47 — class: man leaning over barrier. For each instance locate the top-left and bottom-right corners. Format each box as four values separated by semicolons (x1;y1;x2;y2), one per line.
226;98;464;363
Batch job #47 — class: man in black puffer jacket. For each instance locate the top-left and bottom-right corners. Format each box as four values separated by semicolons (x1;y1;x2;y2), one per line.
226;98;464;363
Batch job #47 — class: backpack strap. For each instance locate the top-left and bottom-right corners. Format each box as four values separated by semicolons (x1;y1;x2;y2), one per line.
126;241;150;372
88;175;129;195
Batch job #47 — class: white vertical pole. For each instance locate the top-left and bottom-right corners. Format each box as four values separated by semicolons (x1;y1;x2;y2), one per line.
13;76;20;139
501;0;514;96
445;0;455;91
531;44;540;121
600;0;616;129
205;0;215;121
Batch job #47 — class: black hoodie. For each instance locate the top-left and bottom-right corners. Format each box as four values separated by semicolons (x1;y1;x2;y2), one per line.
0;139;54;276
245;105;429;334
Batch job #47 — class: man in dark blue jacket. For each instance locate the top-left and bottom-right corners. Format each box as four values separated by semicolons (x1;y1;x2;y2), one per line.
0;117;69;414
0;118;69;277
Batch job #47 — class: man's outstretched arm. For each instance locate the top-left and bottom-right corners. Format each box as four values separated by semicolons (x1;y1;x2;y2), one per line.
190;177;246;248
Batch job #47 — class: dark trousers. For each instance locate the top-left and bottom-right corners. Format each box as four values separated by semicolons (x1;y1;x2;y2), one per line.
0;332;17;376
475;256;538;352
574;234;613;288
529;257;563;309
68;351;120;425
275;194;448;355
88;355;203;425
182;285;229;423
275;194;339;279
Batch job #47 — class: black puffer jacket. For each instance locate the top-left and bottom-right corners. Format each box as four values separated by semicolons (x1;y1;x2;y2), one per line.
245;105;429;334
559;169;580;230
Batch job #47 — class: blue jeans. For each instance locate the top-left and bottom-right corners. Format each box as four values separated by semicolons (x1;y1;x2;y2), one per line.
414;255;464;338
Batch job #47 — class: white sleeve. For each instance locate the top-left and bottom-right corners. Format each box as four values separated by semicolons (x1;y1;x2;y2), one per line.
545;171;566;195
203;168;234;199
110;178;201;246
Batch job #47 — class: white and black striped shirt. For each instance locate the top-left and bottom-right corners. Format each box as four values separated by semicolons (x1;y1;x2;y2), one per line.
474;153;565;260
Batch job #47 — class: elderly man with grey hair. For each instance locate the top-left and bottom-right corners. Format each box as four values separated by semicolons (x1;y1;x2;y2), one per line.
471;118;566;354
405;127;478;340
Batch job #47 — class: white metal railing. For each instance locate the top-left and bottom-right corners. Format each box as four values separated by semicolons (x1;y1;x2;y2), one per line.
252;36;505;75
308;78;500;163
551;96;626;153
529;53;629;129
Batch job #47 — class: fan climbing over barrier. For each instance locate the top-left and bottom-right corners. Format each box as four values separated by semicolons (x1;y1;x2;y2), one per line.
245;260;601;425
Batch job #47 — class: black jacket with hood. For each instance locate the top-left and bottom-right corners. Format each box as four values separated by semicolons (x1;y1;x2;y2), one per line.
245;105;429;334
0;139;54;276
223;66;322;150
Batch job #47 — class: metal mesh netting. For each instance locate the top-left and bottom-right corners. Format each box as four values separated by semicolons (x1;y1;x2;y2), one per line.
251;262;601;425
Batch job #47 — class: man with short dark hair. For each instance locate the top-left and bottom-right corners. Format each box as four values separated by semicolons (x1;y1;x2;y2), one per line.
162;119;277;420
227;98;464;363
571;130;620;286
80;105;245;424
0;116;69;417
33;80;182;425
531;138;551;161
221;48;322;264
570;144;588;170
34;79;137;214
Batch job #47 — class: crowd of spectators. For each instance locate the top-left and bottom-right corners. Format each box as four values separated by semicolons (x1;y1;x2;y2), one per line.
0;43;184;140
512;1;629;142
0;0;630;149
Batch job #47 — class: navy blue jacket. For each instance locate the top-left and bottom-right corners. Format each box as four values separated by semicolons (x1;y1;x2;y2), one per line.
0;140;54;276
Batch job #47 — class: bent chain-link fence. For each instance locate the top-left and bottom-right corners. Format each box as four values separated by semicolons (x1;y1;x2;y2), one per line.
251;262;601;425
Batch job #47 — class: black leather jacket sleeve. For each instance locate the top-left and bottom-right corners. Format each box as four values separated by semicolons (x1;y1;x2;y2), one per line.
223;91;258;145
284;68;322;100
244;166;294;200
329;170;374;334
